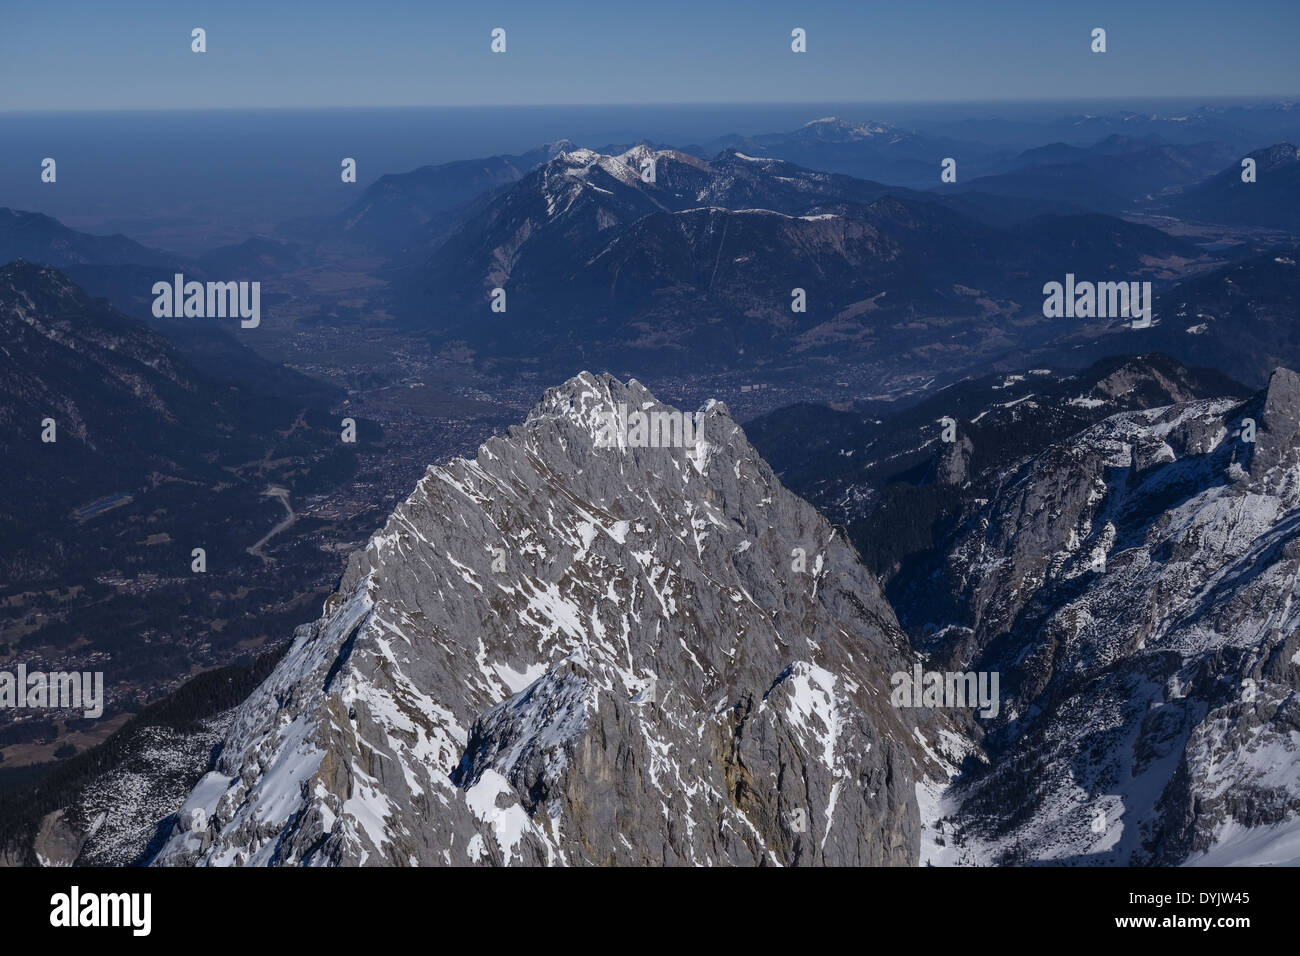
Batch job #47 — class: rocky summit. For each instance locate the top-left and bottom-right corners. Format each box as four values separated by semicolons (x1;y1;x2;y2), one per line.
155;373;953;866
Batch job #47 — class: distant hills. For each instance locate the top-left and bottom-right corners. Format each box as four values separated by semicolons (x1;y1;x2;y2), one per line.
944;136;1238;213
0;261;359;584
1163;142;1300;229
0;208;338;405
320;141;574;257
0;208;175;269
3;113;1297;402
394;145;1209;375
682;116;983;188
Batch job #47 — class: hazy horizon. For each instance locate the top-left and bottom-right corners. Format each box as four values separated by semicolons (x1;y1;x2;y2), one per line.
4;94;1298;114
3;97;1298;254
3;0;1297;111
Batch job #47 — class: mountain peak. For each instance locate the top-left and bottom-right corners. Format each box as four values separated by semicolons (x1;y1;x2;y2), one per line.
524;370;647;429
796;117;902;141
522;372;730;472
154;371;940;866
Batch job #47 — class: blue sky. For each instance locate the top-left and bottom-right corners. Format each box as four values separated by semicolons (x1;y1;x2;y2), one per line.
2;0;1297;110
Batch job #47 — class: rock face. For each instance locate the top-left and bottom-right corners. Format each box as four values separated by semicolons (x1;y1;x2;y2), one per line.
746;352;1250;589
910;369;1300;864
155;373;946;867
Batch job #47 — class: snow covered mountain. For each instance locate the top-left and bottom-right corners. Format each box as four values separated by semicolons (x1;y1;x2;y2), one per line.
751;354;1300;865
747;353;1249;579
154;373;955;866
128;359;1300;867
904;368;1300;865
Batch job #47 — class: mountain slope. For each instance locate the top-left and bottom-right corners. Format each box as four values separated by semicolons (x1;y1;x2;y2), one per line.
949;138;1236;213
747;353;1249;580
1060;251;1300;390
0;261;349;527
909;370;1300;864
0;259;241;529
752;354;1300;864
0;208;176;269
0;209;343;408
0;262;366;719
155;373;953;866
1164;143;1300;229
330;142;573;255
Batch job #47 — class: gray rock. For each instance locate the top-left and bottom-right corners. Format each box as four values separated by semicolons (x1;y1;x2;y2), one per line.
155;373;952;867
912;371;1300;864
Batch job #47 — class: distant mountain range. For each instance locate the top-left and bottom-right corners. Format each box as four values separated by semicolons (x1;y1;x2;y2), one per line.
394;145;1209;375
677;108;1300;186
944;136;1238;213
680;117;986;188
909;102;1300;153
3;122;1294;397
